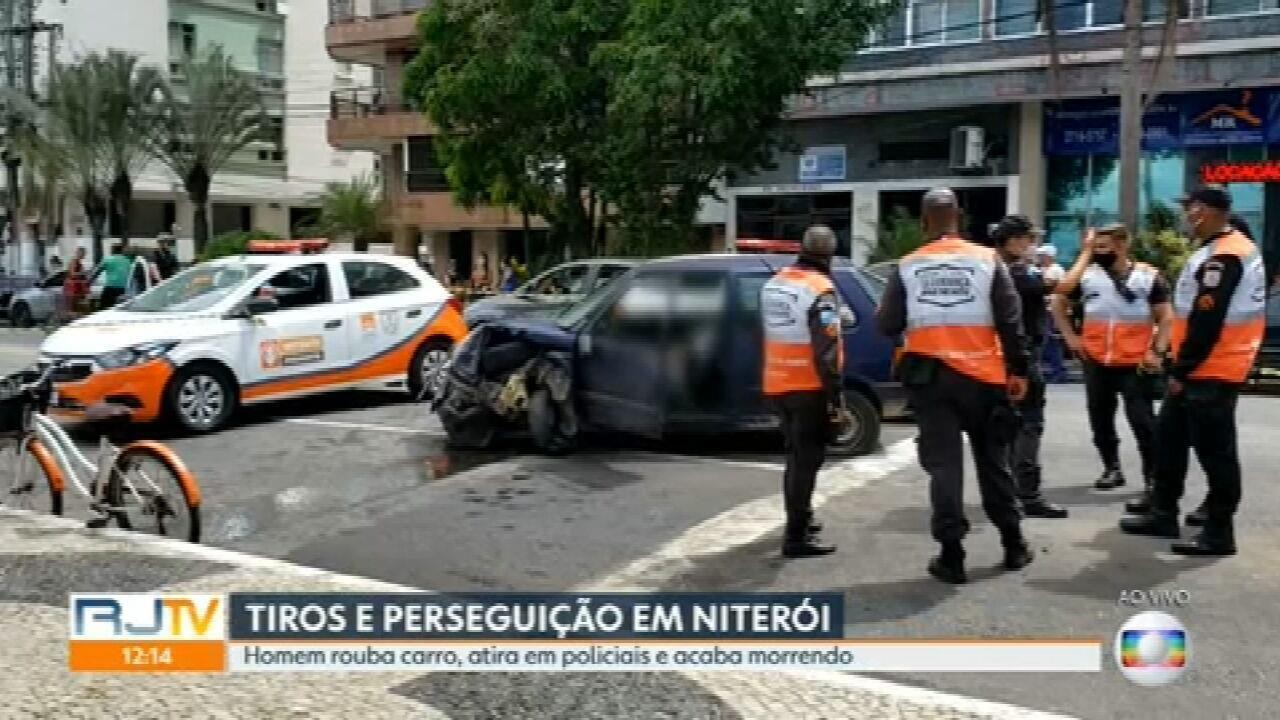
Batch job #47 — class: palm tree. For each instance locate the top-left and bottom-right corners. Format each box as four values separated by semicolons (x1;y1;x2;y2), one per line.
148;47;266;254
318;173;384;252
92;51;165;249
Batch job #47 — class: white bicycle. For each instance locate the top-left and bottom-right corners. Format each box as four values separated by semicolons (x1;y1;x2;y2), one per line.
0;361;201;542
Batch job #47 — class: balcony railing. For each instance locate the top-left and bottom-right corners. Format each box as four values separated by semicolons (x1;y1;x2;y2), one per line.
330;0;426;22
330;87;413;118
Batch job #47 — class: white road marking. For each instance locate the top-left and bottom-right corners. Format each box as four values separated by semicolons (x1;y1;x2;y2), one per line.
283;417;443;436
633;452;783;472
580;437;919;592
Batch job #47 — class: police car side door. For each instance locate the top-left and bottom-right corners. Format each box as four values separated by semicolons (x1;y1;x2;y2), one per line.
339;258;424;384
240;259;351;399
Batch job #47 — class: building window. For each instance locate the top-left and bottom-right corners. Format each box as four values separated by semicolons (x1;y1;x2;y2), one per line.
870;0;980;47
992;0;1187;38
405;137;450;193
169;22;196;59
256;0;277;12
257;38;283;76
1206;0;1280;16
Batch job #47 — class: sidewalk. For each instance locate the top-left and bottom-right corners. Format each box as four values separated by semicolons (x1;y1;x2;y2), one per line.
0;508;1073;720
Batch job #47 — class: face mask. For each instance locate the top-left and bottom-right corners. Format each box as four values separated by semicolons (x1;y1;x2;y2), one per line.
1092;252;1117;268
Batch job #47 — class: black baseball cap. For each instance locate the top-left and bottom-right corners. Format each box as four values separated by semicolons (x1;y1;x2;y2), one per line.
1180;186;1232;211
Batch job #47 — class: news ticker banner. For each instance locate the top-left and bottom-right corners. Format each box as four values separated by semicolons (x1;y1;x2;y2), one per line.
68;592;1102;674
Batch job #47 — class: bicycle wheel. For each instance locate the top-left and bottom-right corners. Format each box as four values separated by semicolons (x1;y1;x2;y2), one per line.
110;442;201;543
0;435;64;516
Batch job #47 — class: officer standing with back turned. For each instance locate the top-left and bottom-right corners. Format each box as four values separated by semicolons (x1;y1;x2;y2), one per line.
1120;186;1266;556
762;225;848;558
878;189;1033;584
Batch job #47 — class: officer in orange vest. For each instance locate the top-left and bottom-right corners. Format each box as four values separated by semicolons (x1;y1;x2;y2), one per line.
877;188;1032;584
761;225;849;558
1050;224;1173;504
1121;186;1266;556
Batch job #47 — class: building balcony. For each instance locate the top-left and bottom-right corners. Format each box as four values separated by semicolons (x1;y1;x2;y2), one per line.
329;88;436;150
391;192;529;230
327;0;426;62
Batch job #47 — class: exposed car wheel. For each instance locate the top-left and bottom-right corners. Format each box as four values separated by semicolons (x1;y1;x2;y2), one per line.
528;387;574;455
166;364;236;433
409;338;454;401
9;301;32;328
829;389;880;456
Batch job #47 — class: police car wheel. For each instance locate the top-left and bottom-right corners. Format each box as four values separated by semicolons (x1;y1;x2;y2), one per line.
829;390;880;456
167;364;235;433
409;338;453;401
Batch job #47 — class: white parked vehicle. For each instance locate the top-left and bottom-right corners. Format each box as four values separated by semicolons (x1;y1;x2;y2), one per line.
38;245;468;432
9;256;157;327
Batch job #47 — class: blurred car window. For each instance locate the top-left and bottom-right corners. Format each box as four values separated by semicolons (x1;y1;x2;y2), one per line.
343;261;419;299
254;263;331;311
594;264;631;288
596;274;667;342
529;263;591;295
1267;288;1280;325
669;271;729;412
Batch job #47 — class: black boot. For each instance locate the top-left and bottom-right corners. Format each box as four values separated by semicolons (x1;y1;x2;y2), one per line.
1000;527;1035;570
1185;502;1208;527
1095;466;1126;490
927;542;967;584
808;519;823;533
1022;497;1069;519
1125;476;1155;514
1172;520;1235;556
782;529;836;558
1119;510;1180;539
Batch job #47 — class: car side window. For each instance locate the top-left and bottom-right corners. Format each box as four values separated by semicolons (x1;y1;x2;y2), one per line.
44;271;66;288
593;264;630;289
343;261;420;299
1268;288;1280;325
253;263;332;311
735;273;771;333
535;264;590;295
594;274;667;342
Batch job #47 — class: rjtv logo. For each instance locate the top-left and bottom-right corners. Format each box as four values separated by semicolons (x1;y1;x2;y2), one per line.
70;594;225;641
914;265;977;308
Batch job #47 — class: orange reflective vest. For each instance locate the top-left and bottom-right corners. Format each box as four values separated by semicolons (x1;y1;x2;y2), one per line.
761;266;844;395
1170;230;1267;383
899;236;1005;387
1079;261;1159;367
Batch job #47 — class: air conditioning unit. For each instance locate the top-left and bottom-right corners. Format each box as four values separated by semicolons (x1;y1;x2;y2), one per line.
949;126;986;171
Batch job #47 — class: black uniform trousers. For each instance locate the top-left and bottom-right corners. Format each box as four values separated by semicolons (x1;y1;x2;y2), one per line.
774;391;829;541
1083;361;1158;479
1010;354;1046;501
906;362;1022;544
1151;382;1241;527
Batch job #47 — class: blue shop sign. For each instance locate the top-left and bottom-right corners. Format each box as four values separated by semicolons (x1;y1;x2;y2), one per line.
1181;89;1267;147
1044;89;1280;155
799;145;846;183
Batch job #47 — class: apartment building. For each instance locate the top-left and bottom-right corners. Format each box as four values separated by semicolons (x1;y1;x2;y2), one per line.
728;0;1280;275
26;0;373;262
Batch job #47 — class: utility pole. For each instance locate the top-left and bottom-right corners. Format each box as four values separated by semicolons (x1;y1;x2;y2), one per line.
1117;0;1144;233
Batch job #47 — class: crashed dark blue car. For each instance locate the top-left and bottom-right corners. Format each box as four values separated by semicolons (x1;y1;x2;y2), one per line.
433;254;903;455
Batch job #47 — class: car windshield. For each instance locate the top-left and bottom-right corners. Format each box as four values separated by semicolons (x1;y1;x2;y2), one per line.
555;278;622;328
121;262;266;313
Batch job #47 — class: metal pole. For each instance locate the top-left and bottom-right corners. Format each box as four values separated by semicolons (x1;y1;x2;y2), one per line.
4;0;21;275
1118;0;1144;233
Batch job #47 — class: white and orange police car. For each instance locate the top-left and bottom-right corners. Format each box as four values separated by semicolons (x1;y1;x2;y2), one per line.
38;241;467;432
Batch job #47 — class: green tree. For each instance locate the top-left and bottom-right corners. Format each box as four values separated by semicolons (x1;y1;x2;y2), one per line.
93;51;165;249
149;47;266;255
404;0;895;256
870;206;925;263
318;173;384;252
199;229;280;262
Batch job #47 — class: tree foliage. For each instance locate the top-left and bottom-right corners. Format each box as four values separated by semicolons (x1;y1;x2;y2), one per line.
404;0;895;254
93;51;166;247
318;173;384;252
148;47;267;255
870;206;925;263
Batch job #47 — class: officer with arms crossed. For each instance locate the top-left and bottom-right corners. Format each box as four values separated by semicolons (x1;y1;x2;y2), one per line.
1121;186;1266;556
1051;224;1172;507
761;225;850;558
878;189;1033;584
990;215;1068;519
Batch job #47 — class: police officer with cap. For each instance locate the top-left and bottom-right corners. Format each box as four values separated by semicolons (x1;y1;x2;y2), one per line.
761;225;849;558
988;215;1068;519
1120;185;1266;556
878;189;1033;584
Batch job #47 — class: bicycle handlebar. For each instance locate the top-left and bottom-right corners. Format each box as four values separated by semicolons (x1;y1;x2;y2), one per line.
18;359;67;393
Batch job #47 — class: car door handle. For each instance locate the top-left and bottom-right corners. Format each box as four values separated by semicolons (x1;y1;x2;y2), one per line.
407;308;423;318
324;319;342;329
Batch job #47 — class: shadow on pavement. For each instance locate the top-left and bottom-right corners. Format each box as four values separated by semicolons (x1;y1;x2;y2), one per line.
1028;526;1224;602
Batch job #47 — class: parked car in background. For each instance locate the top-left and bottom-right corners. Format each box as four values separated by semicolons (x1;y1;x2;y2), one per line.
9;257;157;327
1251;287;1280;390
463;259;637;328
436;254;904;456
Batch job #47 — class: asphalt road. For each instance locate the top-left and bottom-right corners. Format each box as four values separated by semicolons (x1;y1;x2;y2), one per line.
3;327;1278;719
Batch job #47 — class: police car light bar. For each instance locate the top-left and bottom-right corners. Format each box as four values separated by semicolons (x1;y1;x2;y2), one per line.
246;239;330;254
736;238;801;254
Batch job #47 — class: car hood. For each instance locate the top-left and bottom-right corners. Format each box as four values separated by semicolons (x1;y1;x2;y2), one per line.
40;310;225;355
477;317;578;353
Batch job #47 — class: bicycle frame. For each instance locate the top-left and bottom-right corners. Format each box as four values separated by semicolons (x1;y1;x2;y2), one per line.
27;412;116;504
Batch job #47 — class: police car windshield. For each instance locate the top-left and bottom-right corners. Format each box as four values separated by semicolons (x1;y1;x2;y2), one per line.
121;262;267;313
